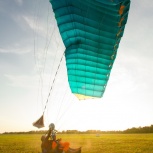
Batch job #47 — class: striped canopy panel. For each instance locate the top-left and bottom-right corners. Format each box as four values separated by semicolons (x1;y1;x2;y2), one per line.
50;0;130;100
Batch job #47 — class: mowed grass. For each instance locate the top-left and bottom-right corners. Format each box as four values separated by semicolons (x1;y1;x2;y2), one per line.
0;133;153;153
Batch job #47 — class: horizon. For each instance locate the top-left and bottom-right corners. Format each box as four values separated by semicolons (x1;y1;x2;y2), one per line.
1;123;153;134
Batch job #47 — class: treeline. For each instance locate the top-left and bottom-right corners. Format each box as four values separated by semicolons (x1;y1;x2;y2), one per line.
2;130;122;135
2;125;153;134
123;125;153;134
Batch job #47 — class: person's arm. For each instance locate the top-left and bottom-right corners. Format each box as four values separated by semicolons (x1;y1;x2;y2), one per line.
52;131;56;141
45;129;51;140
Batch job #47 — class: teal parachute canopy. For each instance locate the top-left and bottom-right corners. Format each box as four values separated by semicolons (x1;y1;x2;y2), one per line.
50;0;130;100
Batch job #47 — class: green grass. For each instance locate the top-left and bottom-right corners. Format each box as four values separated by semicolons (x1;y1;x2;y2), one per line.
0;134;153;153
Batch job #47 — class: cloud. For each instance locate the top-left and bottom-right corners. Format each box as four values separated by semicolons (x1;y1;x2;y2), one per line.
22;15;51;37
14;0;23;6
0;0;62;57
3;71;63;91
123;0;153;58
4;74;38;89
0;46;32;54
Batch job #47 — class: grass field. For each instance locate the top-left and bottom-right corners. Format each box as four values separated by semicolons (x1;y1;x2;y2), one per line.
0;133;153;153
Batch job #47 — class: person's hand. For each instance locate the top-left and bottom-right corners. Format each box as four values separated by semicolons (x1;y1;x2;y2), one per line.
58;138;62;141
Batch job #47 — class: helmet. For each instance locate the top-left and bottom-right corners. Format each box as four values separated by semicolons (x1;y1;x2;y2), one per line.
49;123;55;130
41;135;46;141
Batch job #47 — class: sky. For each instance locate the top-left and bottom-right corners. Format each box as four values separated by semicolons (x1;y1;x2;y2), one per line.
0;0;153;133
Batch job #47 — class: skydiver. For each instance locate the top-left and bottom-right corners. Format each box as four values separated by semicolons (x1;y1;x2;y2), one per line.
41;123;70;153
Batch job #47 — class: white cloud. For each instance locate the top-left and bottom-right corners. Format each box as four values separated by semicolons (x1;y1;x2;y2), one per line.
14;0;23;6
4;74;38;89
22;12;57;38
3;72;63;93
0;45;32;54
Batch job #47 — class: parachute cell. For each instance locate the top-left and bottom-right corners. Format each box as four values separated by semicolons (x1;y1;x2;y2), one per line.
50;0;130;99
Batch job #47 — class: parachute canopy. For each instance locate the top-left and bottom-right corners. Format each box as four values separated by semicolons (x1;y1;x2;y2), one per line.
50;0;130;100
